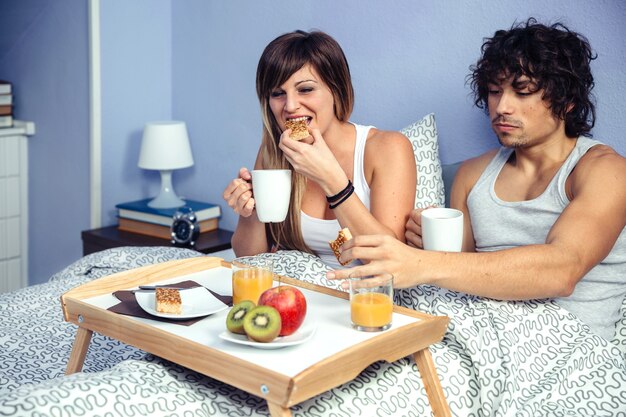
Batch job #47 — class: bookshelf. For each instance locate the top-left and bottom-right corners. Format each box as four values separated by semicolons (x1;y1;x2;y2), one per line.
0;121;35;293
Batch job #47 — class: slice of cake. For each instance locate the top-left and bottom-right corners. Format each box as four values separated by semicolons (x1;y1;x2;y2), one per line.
155;287;182;314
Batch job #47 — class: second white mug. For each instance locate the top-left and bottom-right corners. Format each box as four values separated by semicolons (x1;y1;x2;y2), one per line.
421;207;463;252
251;169;292;223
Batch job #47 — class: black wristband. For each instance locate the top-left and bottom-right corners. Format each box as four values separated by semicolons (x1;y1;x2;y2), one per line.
326;180;353;203
329;183;354;209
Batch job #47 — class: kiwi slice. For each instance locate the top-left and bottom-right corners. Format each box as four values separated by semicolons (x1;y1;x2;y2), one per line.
243;305;282;343
226;300;256;334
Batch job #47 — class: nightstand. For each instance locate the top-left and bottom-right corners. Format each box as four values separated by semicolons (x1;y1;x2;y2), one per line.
82;225;233;256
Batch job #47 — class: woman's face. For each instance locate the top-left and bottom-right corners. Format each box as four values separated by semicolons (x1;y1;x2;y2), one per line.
268;64;337;135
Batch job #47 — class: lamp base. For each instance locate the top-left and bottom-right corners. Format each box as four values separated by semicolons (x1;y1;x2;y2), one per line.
147;194;186;209
147;169;186;209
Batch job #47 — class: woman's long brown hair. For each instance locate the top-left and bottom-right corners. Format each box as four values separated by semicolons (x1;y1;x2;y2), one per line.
255;30;354;252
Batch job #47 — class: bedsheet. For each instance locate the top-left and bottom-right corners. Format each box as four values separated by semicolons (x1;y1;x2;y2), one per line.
0;246;625;417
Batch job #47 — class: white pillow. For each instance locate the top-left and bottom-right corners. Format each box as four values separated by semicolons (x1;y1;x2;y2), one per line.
400;113;445;208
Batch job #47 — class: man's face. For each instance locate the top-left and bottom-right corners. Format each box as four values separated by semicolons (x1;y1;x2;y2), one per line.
487;75;565;148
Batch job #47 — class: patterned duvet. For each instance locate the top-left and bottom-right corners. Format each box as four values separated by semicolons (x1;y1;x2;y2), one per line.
1;246;625;416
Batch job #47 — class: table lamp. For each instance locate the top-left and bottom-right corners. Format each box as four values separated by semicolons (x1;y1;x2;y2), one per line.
138;121;194;208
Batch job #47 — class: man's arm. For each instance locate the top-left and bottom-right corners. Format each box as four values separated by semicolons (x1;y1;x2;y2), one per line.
541;145;626;291
330;146;626;301
431;145;625;298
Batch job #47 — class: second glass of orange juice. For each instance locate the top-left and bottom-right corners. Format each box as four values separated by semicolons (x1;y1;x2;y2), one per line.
231;258;274;305
349;274;393;332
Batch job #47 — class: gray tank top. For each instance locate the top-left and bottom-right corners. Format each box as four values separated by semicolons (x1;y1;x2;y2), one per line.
467;136;626;340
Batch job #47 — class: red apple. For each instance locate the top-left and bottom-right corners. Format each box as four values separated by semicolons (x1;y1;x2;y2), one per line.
258;285;307;336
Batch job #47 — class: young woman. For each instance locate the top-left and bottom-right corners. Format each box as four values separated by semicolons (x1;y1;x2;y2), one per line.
223;30;416;268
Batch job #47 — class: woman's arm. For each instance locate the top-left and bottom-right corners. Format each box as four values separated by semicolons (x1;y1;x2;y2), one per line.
280;127;416;241
225;150;270;256
335;129;416;241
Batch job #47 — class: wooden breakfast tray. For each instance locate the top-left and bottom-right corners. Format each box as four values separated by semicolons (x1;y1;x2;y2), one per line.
61;256;451;417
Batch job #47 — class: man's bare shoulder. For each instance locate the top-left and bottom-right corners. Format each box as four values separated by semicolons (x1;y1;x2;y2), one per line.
578;143;625;165
571;144;626;192
449;149;499;210
456;149;500;185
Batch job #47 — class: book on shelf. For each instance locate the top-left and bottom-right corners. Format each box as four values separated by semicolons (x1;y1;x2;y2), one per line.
0;95;12;106
0;105;11;116
0;80;11;95
118;217;218;240
116;198;221;226
0;115;13;128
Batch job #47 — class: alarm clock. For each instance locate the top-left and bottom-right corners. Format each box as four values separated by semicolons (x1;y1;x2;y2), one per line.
171;206;200;246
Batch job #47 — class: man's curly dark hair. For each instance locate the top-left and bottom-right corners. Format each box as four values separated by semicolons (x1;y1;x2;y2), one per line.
469;18;597;138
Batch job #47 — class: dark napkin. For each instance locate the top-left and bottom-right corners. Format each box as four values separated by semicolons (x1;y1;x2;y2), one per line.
108;280;232;326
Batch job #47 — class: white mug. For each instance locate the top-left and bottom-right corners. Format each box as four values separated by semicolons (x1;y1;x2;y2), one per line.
251;169;292;223
421;207;463;252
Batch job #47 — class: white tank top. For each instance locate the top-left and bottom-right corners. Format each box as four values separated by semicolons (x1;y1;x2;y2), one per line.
301;123;372;269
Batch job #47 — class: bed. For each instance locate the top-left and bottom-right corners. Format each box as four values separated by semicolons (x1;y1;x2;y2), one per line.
2;113;625;415
0;245;625;417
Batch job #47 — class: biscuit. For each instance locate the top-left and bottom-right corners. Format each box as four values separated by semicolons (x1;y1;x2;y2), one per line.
329;228;353;266
285;117;309;141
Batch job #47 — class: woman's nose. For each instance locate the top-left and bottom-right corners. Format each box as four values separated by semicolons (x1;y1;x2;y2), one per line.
284;92;300;112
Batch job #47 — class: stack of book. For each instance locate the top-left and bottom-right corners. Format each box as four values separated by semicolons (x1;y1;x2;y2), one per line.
0;81;13;128
116;198;221;240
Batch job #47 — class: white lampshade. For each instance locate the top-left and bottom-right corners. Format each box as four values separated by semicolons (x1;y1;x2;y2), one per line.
138;121;194;170
138;121;194;208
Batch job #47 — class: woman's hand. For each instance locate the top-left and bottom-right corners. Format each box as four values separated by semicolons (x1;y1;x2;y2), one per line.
279;128;345;194
326;234;423;289
222;167;255;217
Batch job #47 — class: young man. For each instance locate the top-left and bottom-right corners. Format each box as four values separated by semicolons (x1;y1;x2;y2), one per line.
329;19;626;340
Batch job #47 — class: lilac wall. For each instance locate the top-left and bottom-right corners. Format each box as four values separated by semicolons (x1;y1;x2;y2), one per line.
170;0;626;235
1;1;625;285
0;0;90;285
100;0;173;225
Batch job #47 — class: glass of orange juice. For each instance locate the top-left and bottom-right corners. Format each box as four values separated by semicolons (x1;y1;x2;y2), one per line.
231;258;274;305
349;274;393;332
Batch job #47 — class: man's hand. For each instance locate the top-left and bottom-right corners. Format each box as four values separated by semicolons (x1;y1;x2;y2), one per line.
405;207;438;248
326;234;422;288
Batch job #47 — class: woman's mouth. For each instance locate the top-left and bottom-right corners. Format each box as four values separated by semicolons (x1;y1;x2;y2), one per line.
286;116;312;125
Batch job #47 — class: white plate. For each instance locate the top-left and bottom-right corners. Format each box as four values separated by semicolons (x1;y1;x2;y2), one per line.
135;287;228;320
219;321;317;349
